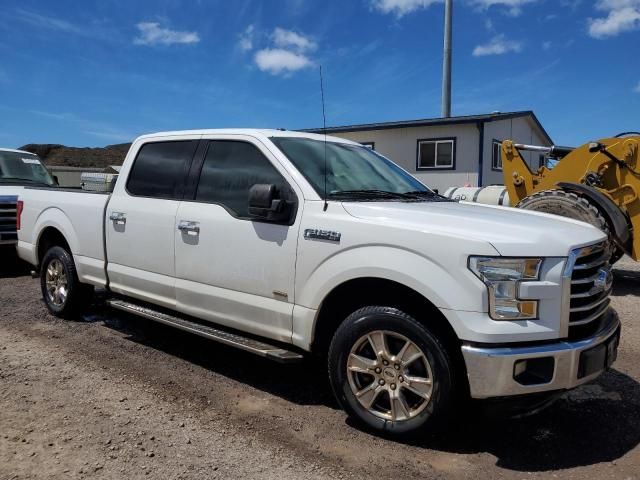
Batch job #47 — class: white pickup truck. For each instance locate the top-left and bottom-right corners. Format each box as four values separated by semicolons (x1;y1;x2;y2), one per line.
0;148;56;248
17;129;620;435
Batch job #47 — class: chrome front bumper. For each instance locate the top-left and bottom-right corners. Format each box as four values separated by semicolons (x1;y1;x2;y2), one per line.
462;308;620;399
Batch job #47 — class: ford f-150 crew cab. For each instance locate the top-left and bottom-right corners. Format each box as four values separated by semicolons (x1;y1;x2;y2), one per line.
1;148;56;248
17;129;620;435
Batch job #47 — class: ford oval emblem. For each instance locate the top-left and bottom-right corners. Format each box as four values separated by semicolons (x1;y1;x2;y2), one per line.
594;267;613;291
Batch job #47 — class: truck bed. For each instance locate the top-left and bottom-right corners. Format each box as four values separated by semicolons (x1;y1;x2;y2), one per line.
18;187;111;287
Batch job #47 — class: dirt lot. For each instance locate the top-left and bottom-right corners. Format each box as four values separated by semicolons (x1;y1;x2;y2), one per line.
1;254;640;480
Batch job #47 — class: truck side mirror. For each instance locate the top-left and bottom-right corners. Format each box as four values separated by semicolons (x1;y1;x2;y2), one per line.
248;184;291;223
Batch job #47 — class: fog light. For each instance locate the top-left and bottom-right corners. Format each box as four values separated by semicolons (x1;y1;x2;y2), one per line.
513;357;555;386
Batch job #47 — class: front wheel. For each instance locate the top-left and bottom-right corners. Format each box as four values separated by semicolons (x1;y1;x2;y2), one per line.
328;306;456;436
40;246;93;319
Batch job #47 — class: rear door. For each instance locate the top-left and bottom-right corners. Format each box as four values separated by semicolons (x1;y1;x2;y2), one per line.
106;137;201;309
174;136;302;342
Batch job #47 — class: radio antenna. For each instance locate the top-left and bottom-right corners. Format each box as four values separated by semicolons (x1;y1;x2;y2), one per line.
319;65;329;212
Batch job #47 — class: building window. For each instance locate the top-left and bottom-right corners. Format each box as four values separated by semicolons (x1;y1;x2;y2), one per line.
416;138;455;170
361;142;375;150
492;140;502;171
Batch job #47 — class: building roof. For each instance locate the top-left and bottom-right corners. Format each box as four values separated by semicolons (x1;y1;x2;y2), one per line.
302;110;553;144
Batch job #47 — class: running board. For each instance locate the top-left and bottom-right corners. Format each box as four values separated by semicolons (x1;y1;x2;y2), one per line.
106;299;304;364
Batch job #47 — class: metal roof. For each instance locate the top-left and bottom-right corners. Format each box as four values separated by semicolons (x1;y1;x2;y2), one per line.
302;110;553;144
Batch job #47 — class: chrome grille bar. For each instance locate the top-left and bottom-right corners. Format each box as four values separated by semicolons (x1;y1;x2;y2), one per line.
567;241;612;332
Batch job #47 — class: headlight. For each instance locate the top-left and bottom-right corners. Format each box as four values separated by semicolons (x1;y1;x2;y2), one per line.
469;257;542;321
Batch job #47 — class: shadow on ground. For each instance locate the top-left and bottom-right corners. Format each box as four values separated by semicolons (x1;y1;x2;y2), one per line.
90;303;640;473
613;268;640;296
0;247;31;279
91;306;337;408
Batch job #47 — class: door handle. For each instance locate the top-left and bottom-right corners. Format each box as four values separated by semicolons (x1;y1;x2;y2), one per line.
178;220;200;236
109;212;126;225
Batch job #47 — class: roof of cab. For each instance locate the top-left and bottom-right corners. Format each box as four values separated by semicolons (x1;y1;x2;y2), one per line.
134;128;360;146
0;147;38;155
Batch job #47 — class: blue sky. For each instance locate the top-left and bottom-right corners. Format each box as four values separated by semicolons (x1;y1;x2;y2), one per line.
0;0;639;148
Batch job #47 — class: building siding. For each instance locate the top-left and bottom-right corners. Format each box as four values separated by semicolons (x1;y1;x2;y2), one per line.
482;117;549;186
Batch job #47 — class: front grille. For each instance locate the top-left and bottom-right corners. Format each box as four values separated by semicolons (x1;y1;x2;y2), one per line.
0;195;18;243
568;241;612;336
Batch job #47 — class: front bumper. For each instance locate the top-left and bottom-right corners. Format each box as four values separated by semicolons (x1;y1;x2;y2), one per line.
461;308;620;399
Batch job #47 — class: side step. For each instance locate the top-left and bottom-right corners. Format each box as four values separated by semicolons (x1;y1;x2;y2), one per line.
106;299;304;364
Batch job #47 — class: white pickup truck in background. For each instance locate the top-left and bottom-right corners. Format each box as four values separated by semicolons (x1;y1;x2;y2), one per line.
16;129;620;436
0;148;56;248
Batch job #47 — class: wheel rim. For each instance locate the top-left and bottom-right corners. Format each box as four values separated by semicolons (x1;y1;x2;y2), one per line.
45;259;68;307
346;330;434;422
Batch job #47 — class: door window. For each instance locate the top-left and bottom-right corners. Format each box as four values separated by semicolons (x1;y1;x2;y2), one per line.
196;141;293;219
127;141;198;199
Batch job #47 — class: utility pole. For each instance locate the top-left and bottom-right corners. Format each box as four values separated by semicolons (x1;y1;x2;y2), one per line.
441;0;453;118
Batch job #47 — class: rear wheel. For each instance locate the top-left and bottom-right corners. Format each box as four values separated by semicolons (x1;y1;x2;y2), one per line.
516;189;624;263
328;306;456;436
40;246;93;319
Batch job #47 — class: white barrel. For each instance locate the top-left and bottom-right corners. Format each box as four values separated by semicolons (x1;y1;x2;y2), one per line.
443;186;511;207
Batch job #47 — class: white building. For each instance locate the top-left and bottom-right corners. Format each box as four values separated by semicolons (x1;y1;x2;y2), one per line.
305;111;553;193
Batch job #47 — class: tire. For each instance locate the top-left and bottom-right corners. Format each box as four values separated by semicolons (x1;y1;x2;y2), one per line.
328;306;456;436
40;246;93;319
516;189;624;263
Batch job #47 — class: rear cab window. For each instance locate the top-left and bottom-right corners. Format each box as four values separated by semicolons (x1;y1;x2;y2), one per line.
127;141;199;199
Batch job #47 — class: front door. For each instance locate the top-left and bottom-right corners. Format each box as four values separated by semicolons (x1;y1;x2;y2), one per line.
174;137;301;342
107;138;200;309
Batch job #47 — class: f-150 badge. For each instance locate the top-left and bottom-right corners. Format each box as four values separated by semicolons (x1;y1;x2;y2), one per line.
304;229;341;242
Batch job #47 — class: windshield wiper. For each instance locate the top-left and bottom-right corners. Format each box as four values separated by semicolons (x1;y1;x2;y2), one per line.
404;190;452;201
328;190;420;201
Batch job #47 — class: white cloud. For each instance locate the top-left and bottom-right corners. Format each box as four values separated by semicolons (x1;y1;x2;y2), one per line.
252;28;316;76
273;27;316;51
468;0;539;16
542;40;552;50
588;0;640;38
134;22;200;46
254;48;313;75
238;25;255;51
473;34;522;56
14;9;89;36
635;81;640;93
370;0;442;18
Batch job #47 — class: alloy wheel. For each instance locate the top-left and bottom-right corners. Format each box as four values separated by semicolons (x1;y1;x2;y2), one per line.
346;330;434;422
45;259;68;307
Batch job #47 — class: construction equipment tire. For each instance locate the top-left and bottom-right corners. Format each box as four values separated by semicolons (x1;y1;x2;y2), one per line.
516;189;623;263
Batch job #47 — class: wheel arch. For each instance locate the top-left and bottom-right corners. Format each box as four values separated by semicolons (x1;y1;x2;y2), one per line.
32;208;79;267
36;226;72;268
310;277;465;384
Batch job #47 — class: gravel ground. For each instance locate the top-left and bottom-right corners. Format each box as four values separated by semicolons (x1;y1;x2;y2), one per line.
1;254;640;480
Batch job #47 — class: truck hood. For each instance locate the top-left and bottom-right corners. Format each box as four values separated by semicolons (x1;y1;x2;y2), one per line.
342;200;606;257
0;186;24;196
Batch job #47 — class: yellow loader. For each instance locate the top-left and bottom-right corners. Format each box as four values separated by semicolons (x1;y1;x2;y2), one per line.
502;133;640;263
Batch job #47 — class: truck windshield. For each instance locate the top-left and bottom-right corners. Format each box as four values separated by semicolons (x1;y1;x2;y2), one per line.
0;151;55;186
270;137;433;199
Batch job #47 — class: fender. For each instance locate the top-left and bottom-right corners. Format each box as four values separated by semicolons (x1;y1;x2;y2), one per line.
34;207;81;261
557;182;632;254
296;245;487;313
